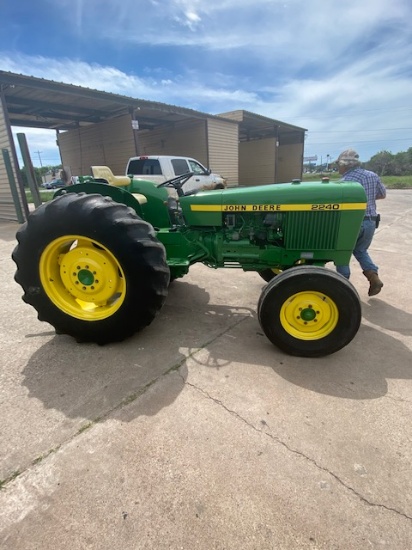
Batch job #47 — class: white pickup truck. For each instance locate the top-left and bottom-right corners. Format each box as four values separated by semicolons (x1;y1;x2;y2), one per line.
126;155;226;193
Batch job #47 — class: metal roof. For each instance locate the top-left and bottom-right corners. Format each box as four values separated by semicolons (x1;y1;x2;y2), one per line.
0;71;306;141
219;110;307;142
0;70;234;131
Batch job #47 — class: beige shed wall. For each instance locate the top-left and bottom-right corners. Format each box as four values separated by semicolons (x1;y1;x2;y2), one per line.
239;138;276;186
58;114;135;176
58;110;299;186
277;143;304;182
0;95;24;221
206;118;238;186
239;138;304;185
59;116;239;184
137;119;208;165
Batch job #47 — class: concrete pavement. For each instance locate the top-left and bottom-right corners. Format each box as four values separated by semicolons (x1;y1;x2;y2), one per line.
0;190;411;549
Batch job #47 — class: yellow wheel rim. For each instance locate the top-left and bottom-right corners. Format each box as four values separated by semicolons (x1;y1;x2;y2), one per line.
40;235;126;321
280;291;339;340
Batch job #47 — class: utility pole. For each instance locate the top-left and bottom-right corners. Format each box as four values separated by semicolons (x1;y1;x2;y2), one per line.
35;150;46;183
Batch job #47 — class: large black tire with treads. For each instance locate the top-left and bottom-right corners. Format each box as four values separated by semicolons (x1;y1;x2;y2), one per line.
257;266;361;357
13;193;170;344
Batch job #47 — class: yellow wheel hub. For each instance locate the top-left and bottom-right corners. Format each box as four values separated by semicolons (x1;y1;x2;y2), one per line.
40;235;126;321
280;291;338;340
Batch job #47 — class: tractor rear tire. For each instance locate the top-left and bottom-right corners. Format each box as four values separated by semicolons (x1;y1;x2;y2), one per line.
13;193;170;344
257;266;361;357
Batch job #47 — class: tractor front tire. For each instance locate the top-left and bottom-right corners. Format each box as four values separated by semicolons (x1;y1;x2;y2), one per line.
258;268;280;282
257;266;361;357
13;193;170;344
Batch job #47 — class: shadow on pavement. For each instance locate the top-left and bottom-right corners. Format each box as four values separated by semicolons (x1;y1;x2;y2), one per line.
21;281;255;422
0;222;20;244
362;298;412;336
267;324;412;399
21;276;412;423
186;312;412;400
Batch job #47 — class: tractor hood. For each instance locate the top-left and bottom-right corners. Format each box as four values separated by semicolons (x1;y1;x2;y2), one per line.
179;180;367;226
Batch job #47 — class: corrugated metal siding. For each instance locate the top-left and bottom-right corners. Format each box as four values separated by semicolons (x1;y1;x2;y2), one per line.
137;119;208;165
60;116;217;178
277;143;304;182
239;138;276;185
207;118;238;186
0;97;23;221
59;114;135;176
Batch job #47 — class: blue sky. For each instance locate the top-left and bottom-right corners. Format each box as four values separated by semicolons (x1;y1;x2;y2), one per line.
1;0;412;168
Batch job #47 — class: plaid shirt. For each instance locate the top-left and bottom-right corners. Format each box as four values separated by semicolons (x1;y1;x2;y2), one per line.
341;167;386;217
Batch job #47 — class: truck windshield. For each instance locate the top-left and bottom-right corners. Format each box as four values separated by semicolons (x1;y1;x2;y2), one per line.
188;159;208;175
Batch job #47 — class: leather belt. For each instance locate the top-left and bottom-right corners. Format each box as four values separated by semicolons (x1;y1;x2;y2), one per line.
364;215;377;221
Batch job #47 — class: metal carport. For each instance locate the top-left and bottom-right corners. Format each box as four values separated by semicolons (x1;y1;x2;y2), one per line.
0;71;239;221
0;71;306;221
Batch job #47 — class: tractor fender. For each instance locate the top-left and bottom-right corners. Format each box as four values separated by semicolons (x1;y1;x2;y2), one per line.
54;183;144;217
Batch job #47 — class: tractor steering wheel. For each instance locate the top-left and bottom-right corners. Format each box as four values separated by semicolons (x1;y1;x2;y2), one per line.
158;172;194;197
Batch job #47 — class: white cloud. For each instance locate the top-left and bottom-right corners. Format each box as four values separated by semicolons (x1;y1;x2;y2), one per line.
3;0;412;164
46;0;411;57
0;53;259;108
4;46;412;165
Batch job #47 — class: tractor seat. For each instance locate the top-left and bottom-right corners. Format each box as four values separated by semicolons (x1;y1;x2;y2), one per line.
91;166;131;187
91;166;147;205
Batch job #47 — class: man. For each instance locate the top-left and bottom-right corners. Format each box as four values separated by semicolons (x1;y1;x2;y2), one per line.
335;149;386;296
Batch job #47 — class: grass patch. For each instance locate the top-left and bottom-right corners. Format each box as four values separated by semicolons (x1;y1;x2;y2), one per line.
25;189;56;203
302;172;340;182
0;470;20;490
302;173;412;189
381;175;412;188
77;421;94;434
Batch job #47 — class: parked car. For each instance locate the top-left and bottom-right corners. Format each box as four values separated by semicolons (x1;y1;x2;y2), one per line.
42;179;66;189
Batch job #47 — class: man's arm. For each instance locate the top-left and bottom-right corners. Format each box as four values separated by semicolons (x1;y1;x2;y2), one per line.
375;176;386;200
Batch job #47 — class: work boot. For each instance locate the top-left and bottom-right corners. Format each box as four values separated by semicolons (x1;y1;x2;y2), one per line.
363;270;384;296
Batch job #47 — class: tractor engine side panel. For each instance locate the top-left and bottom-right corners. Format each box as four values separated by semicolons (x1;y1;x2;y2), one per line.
180;181;366;268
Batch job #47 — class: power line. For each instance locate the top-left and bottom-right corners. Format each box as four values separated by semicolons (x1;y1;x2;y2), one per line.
34;150;47;183
306;138;412;145
308;128;412;133
285;107;412;121
34;150;43;167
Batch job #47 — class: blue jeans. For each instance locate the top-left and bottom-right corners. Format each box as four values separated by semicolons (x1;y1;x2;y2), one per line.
336;220;378;279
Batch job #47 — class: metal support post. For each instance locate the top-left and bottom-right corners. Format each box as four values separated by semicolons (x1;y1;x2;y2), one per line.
2;148;25;223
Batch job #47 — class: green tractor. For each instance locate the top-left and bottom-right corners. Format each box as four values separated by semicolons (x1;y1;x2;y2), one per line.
13;171;367;357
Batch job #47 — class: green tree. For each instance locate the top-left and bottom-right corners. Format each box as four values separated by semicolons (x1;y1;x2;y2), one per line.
20;164;62;187
365;148;412;176
20;167;43;187
366;151;394;176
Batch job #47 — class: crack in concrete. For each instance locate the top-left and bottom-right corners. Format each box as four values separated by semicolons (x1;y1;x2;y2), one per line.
384;393;412;405
0;314;250;490
0;369;176;489
185;380;412;523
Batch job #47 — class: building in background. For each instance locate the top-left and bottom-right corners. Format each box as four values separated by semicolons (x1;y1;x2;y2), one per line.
0;71;306;221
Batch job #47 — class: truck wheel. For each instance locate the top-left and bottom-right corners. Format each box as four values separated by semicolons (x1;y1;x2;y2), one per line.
13;193;170;344
257;266;361;357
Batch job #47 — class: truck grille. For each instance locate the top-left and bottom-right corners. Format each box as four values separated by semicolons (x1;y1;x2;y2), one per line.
284;211;340;250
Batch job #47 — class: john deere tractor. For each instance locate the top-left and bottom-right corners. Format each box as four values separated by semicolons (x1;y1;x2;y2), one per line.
13;170;367;357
